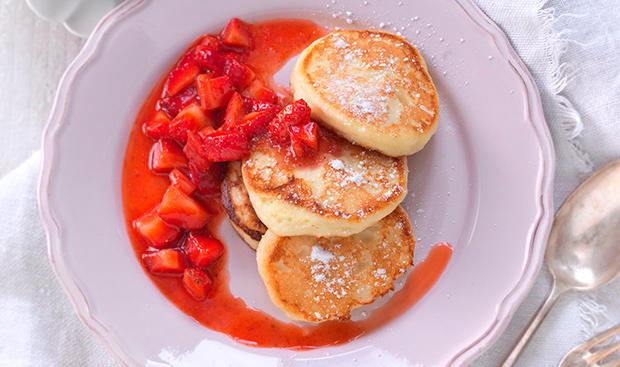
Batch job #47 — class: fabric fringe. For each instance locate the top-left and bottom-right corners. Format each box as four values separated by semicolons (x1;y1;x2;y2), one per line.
537;2;594;174
537;0;603;338
578;295;609;335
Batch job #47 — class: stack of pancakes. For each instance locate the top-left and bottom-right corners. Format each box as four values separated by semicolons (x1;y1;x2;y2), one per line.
222;30;439;323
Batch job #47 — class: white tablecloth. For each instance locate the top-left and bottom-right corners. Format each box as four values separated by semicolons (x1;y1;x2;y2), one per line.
0;0;618;366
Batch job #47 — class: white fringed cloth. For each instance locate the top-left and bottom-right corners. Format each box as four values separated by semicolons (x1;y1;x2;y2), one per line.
0;0;618;366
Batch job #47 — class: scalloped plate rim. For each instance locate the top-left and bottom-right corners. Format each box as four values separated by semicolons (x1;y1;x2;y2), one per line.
38;0;555;366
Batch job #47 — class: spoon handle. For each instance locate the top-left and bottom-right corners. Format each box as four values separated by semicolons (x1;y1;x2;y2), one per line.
501;281;565;366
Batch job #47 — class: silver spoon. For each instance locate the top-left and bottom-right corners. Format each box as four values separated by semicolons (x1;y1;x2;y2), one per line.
502;158;620;366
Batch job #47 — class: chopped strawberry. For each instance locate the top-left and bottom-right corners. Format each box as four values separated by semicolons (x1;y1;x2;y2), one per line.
133;206;181;248
243;96;279;113
167;103;212;144
183;268;213;301
239;107;279;138
189;162;224;195
200;35;222;51
196;75;234;110
269;99;311;143
158;185;210;229
150;139;188;173
183;132;211;172
193;45;225;74
199;126;216;137
169;168;196;195
224;55;255;89
221;92;246;130
158;86;199;118
221;18;252;48
144;111;171;140
165;50;201;96
183;130;248;165
184;232;224;268
243;79;278;104
222;51;241;62
201;130;249;162
288;121;319;150
142;249;186;275
288;128;307;157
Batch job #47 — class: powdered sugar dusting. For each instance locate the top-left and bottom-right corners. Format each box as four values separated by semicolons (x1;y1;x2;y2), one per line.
349;172;365;186
307;31;437;132
327;71;392;123
247;132;404;224
289;210;415;322
329;159;345;171
334;37;349;49
310;245;335;263
327;158;368;188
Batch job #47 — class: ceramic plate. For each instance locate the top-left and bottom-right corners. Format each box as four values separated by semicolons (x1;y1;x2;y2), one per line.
39;0;554;366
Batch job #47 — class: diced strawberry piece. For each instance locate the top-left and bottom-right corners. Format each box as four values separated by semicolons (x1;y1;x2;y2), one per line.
243;96;280;113
256;89;278;105
196;75;234;110
243;79;278;104
288;128;307;157
224;55;255;89
189;162;224;195
184;130;248;165
169;168;196;195
222;52;241;63
183;268;213;301
166;51;201;96
158;86;199;118
133;206;181;248
184;232;224;268
225;52;249;68
201;130;249;162
184;132;211;172
288;121;319;150
199;126;216;137
142;249;186;275
158;186;210;229
144;111;171;140
238;107;279;138
194;45;225;74
167;104;212;144
200;35;222;51
221;92;246;130
221;18;252;48
269;99;311;143
150;139;188;173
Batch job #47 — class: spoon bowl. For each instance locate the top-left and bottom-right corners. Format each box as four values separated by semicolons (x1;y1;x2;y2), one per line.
547;159;620;290
503;158;620;366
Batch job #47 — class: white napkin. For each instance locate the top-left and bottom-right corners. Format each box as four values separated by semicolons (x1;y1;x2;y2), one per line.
0;152;119;366
0;0;618;366
472;0;620;365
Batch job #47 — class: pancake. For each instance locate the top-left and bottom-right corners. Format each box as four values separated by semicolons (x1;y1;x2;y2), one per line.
242;132;408;237
291;30;439;157
256;206;415;323
221;161;267;250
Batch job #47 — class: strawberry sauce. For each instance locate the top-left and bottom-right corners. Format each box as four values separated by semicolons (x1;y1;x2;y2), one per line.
122;19;452;349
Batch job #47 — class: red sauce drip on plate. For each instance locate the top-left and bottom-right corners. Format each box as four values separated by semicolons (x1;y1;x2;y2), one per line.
122;18;453;349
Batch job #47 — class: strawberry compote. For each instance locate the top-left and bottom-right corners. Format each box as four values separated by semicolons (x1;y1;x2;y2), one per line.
122;18;452;349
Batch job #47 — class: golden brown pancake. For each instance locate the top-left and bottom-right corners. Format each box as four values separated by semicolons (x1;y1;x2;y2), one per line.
221;161;267;250
242;133;408;237
291;30;439;157
256;206;415;323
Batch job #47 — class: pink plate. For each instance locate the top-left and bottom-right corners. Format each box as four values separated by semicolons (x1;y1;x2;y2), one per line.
39;0;554;365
